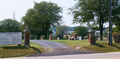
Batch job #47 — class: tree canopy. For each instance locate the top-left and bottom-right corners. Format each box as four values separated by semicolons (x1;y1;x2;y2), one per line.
74;26;88;36
0;19;21;32
55;25;68;39
69;0;120;40
113;25;120;33
21;1;62;39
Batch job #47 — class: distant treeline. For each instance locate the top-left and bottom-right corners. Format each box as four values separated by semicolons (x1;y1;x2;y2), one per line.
50;26;76;31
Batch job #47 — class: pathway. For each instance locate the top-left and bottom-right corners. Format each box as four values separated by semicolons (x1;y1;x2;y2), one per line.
29;40;96;56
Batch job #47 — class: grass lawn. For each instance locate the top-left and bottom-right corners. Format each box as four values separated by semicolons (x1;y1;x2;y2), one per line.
0;42;45;58
51;40;120;52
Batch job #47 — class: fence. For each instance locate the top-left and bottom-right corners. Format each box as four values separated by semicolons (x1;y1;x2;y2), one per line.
95;35;109;41
95;35;120;43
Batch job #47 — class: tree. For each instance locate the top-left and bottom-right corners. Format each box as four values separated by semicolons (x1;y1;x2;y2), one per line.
67;26;75;31
0;19;21;32
74;26;88;37
113;18;120;33
113;25;120;33
55;25;68;39
69;0;120;40
21;1;62;39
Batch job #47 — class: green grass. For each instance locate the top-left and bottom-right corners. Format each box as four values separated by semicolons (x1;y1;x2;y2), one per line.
0;42;45;58
51;40;120;52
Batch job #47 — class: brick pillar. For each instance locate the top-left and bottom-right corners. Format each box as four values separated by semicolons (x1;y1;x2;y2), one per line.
24;28;30;47
88;29;96;45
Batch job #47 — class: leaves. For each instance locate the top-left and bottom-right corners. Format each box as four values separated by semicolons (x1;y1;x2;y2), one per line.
0;19;21;32
69;0;120;26
21;1;62;39
74;26;88;36
55;25;68;39
69;0;120;40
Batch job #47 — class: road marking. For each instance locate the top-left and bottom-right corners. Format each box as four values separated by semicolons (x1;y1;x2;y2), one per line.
95;57;120;59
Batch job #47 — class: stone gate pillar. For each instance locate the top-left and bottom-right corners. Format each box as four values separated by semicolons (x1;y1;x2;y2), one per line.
24;26;30;47
88;28;96;45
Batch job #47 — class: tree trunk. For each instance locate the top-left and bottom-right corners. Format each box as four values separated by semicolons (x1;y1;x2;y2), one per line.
44;30;47;39
100;28;103;41
100;20;103;41
45;34;47;39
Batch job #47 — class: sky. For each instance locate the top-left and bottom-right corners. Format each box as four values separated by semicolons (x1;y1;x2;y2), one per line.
0;0;80;27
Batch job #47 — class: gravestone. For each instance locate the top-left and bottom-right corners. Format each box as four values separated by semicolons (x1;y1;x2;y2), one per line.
79;36;82;40
49;34;52;40
41;36;44;40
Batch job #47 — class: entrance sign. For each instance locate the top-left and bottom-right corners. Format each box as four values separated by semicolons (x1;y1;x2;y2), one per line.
0;32;22;45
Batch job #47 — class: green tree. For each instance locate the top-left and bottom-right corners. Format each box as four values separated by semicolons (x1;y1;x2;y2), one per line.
74;26;88;37
0;19;21;32
113;18;120;33
67;26;75;31
113;25;120;33
55;25;68;39
69;0;120;40
103;29;109;35
21;1;62;39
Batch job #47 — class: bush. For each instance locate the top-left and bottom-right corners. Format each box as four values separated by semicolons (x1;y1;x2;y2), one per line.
112;32;120;43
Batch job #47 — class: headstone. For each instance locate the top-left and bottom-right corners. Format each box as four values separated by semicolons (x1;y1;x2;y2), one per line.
57;37;60;40
72;33;77;40
49;34;52;40
41;36;44;40
79;36;82;40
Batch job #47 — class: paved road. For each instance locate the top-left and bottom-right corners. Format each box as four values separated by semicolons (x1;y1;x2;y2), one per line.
4;52;120;59
29;40;95;56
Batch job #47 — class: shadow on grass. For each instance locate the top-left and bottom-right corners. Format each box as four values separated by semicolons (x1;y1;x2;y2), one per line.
30;47;42;53
2;46;29;49
112;45;120;49
95;43;106;48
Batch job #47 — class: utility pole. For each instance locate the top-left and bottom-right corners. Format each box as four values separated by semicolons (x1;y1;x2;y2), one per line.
13;12;15;20
109;0;112;46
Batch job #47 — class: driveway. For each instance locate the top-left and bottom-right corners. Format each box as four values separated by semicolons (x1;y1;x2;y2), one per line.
29;40;96;56
3;40;120;59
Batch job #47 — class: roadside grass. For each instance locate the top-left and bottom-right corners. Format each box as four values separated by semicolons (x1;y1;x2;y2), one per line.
51;40;120;52
0;42;45;58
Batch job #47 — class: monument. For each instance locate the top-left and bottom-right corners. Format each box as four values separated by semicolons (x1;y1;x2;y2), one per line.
49;34;52;40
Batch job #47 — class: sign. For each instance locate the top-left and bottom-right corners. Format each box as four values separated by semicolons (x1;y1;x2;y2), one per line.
0;32;22;45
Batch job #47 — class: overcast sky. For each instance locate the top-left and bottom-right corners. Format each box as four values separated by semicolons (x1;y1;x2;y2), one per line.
0;0;80;27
